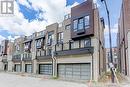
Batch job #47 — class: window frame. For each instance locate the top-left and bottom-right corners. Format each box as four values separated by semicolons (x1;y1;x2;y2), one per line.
35;38;44;48
84;38;91;47
73;15;90;32
47;32;54;46
78;17;84;30
57;32;63;44
84;15;90;29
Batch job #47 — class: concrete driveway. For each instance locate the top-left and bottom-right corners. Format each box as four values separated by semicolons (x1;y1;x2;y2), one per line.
0;72;87;87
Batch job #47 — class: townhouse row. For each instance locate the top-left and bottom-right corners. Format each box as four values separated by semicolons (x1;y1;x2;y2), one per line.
0;0;105;81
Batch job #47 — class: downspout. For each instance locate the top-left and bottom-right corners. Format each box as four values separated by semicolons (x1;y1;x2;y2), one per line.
52;50;57;78
122;3;127;75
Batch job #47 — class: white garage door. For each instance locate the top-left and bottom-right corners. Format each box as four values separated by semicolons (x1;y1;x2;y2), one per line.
58;64;91;80
25;64;32;73
39;64;52;75
15;64;21;72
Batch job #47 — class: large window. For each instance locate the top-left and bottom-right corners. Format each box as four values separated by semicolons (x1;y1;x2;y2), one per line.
73;15;90;32
36;39;43;48
57;32;63;44
78;18;84;30
24;42;31;50
47;32;54;46
73;19;78;31
85;16;90;28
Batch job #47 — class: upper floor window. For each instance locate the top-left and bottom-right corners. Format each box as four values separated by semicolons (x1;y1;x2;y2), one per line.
15;44;20;51
65;24;71;30
73;19;78;31
84;16;90;28
78;17;84;30
84;38;91;47
57;32;63;44
73;15;90;32
24;42;31;50
47;32;54;46
36;39;43;48
47;48;52;56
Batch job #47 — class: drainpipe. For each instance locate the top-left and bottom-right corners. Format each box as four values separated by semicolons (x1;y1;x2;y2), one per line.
52;50;57;78
91;52;94;80
122;3;127;75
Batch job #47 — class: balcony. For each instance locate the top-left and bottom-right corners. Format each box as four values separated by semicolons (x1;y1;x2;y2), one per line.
54;41;94;56
22;53;32;61
35;31;45;40
2;56;7;63
12;54;21;62
36;40;94;60
36;50;51;60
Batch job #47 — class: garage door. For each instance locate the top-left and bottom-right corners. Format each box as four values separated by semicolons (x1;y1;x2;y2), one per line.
25;64;32;73
15;64;21;72
39;64;52;75
58;64;91;80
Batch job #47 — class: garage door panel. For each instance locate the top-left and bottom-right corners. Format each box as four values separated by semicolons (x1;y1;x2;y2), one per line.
58;63;91;80
25;64;32;73
73;71;80;75
66;75;73;78
15;64;21;72
39;64;52;75
73;75;80;79
81;75;90;80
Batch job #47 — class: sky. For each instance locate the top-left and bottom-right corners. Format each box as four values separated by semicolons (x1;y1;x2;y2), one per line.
0;0;122;48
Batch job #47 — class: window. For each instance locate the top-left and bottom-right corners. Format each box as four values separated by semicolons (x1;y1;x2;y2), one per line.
47;32;54;46
15;44;20;51
84;16;90;28
84;39;91;47
24;42;31;50
57;32;63;44
78;18;84;30
73;15;90;32
65;24;71;30
73;19;78;31
47;48;52;56
36;39;43;48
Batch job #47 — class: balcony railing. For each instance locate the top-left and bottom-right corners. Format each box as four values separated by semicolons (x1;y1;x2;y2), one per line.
36;41;94;59
35;31;45;39
36;50;52;60
22;53;32;61
12;54;21;62
54;42;94;56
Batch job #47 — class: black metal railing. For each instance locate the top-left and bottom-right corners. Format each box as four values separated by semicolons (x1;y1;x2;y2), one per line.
12;54;21;62
22;53;32;61
36;40;94;58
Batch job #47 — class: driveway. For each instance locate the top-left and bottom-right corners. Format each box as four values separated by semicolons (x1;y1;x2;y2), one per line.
0;72;87;87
